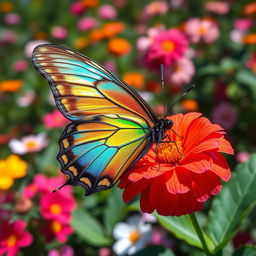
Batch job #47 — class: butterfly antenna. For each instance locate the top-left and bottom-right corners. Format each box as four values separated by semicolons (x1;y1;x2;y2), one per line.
166;84;195;116
160;64;167;117
52;179;71;193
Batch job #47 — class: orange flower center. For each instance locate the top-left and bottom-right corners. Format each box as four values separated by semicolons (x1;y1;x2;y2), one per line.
158;139;183;164
50;203;62;215
51;220;62;233
198;26;206;35
129;230;140;243
6;235;17;247
25;141;37;149
161;40;175;53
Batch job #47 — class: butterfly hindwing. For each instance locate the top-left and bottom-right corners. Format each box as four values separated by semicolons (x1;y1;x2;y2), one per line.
58;115;151;195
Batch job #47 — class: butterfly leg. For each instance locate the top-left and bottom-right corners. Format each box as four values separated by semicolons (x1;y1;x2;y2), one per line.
160;135;183;156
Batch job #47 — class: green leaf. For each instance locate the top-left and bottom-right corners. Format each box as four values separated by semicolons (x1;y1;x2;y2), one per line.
236;69;256;100
103;187;126;234
156;214;215;251
132;245;175;256
233;245;256;256
71;207;112;246
208;154;256;251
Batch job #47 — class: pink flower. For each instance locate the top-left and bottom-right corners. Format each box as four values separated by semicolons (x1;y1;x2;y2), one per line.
137;25;165;51
143;1;169;17
211;102;238;130
24;40;49;58
42;220;73;243
0;30;16;44
43;109;69;129
40;192;76;223
234;19;253;31
185;18;219;44
70;1;85;15
205;1;230;15
0;220;33;256
48;245;74;256
98;5;117;20
4;13;20;25
17;90;36;107
236;152;250;163
167;57;195;86
51;26;68;40
143;29;188;68
9;133;48;154
98;247;111;256
77;17;98;31
23;174;73;199
12;60;28;72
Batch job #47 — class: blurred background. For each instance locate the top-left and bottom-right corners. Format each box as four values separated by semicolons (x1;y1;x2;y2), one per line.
0;0;256;255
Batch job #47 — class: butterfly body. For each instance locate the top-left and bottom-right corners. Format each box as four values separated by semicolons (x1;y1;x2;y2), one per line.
32;44;173;195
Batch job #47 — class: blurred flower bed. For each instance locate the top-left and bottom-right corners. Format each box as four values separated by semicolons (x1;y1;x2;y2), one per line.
1;0;256;255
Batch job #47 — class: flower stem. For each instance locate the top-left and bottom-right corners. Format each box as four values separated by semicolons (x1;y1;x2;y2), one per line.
189;213;212;256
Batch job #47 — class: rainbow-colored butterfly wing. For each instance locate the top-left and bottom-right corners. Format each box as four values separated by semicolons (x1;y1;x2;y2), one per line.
32;44;157;194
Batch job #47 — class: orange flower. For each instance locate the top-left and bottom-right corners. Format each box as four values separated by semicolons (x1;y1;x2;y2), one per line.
243;33;256;44
74;37;89;49
122;72;145;89
181;99;198;111
0;80;23;93
119;112;233;216
90;29;105;42
102;22;126;38
108;38;131;56
81;0;98;8
0;1;13;12
34;31;47;40
243;2;256;15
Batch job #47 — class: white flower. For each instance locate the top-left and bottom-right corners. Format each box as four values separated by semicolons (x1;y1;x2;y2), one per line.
9;133;48;154
113;215;152;256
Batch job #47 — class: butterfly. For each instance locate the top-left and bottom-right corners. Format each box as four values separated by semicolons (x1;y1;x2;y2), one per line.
32;44;173;195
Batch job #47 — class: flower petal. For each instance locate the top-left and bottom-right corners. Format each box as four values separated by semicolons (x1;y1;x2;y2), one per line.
113;238;132;256
113;223;133;239
208;152;231;181
165;168;190;194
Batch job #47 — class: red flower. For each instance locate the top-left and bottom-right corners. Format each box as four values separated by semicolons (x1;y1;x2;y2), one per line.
119;112;234;216
0;220;33;256
42;220;73;243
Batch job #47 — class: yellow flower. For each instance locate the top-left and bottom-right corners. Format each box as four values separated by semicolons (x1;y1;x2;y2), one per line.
0;155;28;190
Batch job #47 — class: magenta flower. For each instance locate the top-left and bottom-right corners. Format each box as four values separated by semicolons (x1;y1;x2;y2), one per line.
40;192;76;223
0;220;33;256
48;245;74;256
4;13;20;25
236;152;250;163
51;26;68;40
77;17;98;31
12;60;28;72
98;5;117;20
184;18;219;44
43;109;69;129
168;57;195;86
23;174;73;199
143;29;188;68
42;220;73;243
211;102;238;130
70;1;85;15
